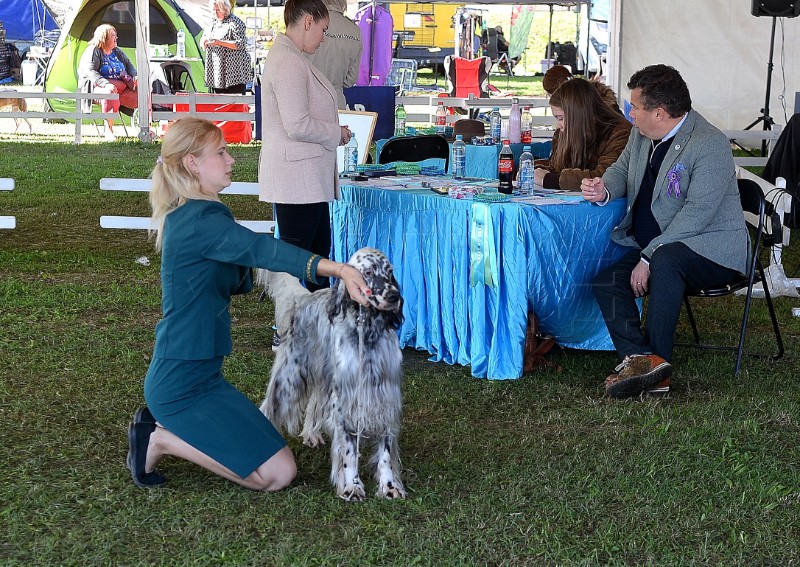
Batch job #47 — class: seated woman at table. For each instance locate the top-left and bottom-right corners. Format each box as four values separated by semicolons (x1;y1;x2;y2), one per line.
533;77;631;190
78;24;138;141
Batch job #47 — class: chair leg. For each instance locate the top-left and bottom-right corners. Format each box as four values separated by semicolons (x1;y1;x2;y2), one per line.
683;296;701;344
118;112;129;137
759;263;785;362
734;287;754;378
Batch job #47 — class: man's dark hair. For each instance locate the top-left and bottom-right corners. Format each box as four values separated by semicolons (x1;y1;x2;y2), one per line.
627;64;692;118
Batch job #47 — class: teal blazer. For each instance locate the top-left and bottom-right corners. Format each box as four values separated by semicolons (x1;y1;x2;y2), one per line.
153;199;322;360
603;110;748;275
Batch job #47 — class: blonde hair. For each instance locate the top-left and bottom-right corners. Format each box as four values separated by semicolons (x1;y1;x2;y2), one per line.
149;118;225;251
90;24;117;49
209;0;232;16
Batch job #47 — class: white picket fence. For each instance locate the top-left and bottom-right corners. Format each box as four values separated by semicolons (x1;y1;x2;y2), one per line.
1;90;784;165
1;177;15;229
99;177;274;233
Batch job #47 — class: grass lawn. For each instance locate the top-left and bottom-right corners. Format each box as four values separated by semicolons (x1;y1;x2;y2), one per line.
1;140;799;565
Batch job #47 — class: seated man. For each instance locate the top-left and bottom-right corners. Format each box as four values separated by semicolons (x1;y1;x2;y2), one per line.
581;64;748;399
492;26;519;74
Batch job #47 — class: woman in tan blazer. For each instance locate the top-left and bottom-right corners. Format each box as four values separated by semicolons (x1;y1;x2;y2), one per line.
258;0;352;292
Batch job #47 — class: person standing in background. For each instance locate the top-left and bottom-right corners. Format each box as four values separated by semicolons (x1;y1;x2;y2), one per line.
306;0;362;110
202;0;253;94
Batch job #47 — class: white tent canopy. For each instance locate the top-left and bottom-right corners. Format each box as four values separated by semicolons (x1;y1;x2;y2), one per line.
607;0;800;130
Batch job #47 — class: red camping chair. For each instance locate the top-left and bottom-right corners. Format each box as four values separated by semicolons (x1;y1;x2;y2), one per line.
443;56;491;99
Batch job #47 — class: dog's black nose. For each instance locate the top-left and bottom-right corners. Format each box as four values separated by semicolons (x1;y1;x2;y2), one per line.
385;289;400;303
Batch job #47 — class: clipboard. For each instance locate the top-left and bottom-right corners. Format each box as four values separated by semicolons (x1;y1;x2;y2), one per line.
336;110;378;170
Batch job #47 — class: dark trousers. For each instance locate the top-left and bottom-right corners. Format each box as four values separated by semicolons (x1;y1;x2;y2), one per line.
274;202;331;292
211;84;246;95
592;243;740;362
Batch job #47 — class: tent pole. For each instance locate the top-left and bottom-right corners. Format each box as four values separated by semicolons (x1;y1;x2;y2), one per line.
135;0;151;143
368;0;376;85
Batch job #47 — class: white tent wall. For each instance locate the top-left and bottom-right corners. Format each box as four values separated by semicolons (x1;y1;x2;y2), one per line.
607;0;800;131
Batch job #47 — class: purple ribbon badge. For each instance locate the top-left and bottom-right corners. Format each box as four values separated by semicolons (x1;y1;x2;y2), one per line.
666;163;685;197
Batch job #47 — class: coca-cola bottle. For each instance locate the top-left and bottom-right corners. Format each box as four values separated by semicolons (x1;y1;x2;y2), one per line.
498;140;514;194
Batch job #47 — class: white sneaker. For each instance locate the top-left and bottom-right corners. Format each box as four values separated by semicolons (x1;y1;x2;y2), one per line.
104;129;116;141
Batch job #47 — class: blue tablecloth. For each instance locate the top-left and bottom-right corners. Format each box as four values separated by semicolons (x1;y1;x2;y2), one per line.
375;139;552;180
331;181;627;380
448;141;552;178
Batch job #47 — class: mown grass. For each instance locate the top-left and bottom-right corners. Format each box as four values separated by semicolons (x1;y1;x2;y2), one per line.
1;141;799;565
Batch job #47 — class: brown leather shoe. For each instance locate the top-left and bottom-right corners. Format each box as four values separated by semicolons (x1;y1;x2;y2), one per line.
605;354;673;399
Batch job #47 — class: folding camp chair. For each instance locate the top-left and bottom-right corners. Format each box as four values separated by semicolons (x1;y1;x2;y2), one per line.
443;56;491;119
677;178;784;376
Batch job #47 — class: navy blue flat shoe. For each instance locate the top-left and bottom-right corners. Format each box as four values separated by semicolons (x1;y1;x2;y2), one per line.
127;421;167;488
133;405;156;425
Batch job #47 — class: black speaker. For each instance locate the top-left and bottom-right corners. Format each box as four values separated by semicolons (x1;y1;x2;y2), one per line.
752;0;800;17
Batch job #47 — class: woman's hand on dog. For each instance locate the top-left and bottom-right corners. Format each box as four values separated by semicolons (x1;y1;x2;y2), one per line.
318;260;371;305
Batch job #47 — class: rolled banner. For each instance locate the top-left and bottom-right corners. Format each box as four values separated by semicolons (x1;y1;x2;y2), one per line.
469;202;499;288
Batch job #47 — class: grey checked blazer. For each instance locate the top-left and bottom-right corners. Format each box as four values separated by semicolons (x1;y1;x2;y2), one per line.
603;109;748;274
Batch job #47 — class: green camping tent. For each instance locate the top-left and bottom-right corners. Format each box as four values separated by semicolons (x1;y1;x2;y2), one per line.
43;0;209;114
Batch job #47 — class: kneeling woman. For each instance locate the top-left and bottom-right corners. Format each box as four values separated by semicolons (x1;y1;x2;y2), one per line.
126;118;372;491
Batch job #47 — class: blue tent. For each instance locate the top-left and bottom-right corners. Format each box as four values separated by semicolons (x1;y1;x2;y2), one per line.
0;0;59;43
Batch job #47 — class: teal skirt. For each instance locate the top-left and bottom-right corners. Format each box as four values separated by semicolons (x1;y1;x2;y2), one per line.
144;357;286;479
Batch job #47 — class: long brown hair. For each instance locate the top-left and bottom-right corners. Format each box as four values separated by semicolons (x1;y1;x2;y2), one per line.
548;78;628;172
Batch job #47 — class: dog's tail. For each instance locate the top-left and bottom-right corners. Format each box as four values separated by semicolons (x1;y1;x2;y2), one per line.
255;268;309;334
260;350;308;436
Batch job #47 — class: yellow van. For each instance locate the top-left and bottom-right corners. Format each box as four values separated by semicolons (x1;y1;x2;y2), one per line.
389;3;458;71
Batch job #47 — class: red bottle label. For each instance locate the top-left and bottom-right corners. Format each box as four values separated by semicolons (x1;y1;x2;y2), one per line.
499;157;514;173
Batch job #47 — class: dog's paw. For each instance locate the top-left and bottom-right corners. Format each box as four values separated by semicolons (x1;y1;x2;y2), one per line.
302;432;326;448
338;480;366;502
377;481;407;500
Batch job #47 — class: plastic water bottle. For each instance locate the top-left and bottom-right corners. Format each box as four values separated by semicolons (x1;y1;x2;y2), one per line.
489;107;502;144
518;145;534;195
394;103;406;137
521;106;533;144
344;135;358;173
176;28;186;59
508;98;521;144
452;134;466;179
435;101;447;135
498;140;514;194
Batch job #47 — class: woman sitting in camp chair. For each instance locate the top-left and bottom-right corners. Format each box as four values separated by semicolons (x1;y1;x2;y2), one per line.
78;24;138;141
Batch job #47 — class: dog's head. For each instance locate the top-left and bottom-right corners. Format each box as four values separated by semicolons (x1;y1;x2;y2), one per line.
329;247;404;329
350;247;402;313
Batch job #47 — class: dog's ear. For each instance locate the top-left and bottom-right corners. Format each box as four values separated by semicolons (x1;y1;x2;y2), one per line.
326;277;352;321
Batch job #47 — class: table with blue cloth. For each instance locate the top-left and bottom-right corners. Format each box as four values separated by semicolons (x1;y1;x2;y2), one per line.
375;138;552;179
448;141;552;178
330;178;627;380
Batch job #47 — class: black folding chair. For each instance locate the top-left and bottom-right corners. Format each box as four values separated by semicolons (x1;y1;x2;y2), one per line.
379;134;450;171
678;178;784;376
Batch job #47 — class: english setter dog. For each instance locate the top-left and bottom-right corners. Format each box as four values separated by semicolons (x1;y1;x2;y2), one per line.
258;248;406;501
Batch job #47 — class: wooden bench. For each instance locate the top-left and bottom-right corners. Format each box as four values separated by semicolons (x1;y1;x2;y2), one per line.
0;178;15;229
99;177;274;233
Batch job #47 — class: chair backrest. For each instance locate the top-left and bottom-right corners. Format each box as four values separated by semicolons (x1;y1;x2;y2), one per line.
484;28;500;60
378;134;450;171
443;56;491;98
386;58;417;94
453;118;485;143
737;178;767;277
